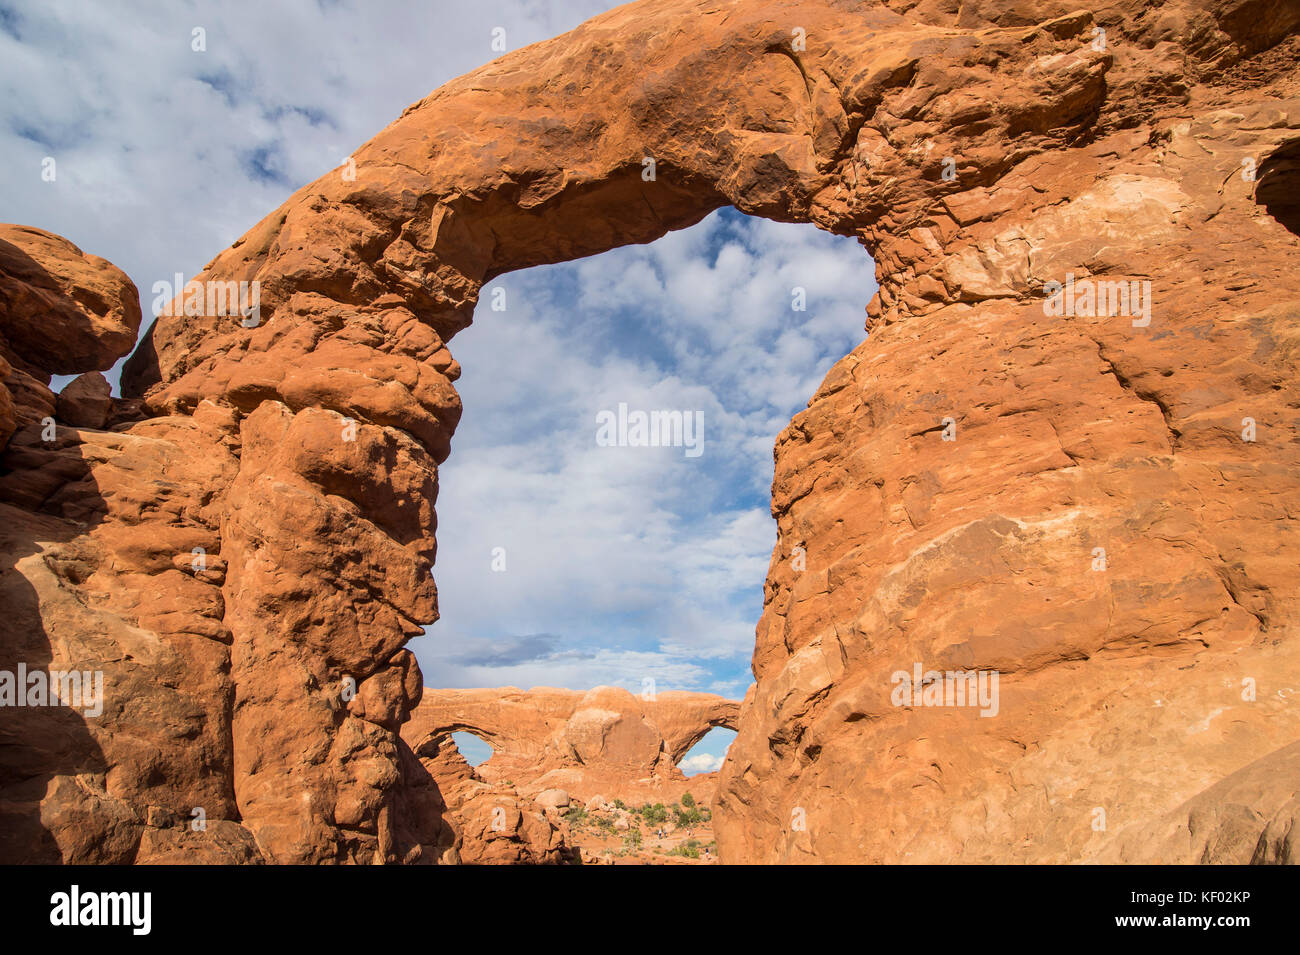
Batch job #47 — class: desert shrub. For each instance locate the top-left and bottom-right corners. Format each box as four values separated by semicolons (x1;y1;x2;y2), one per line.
563;806;588;827
638;802;668;825
673;805;704;828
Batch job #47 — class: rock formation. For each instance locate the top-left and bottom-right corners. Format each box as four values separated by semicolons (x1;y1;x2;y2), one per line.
404;686;738;799
2;0;1299;864
0;225;267;864
405;730;577;864
402;686;735;863
711;3;1300;864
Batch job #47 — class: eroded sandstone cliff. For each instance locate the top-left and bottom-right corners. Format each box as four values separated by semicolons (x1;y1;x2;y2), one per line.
402;685;736;863
1;0;1298;864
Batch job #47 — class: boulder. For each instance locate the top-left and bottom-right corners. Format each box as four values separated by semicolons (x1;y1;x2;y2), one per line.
535;789;571;811
55;372;112;429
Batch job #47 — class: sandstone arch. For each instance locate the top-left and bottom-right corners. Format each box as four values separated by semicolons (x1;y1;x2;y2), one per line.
3;0;1300;863
403;686;740;793
663;708;740;767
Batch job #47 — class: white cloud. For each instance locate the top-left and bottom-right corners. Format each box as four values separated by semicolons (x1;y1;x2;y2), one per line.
679;752;725;774
0;0;622;373
411;208;876;695
1;1;879;699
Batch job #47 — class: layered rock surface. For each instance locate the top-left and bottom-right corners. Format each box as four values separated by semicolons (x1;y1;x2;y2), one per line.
405;731;577;864
0;227;263;863
1;0;1298;864
402;686;735;863
405;686;738;799
713;3;1300;864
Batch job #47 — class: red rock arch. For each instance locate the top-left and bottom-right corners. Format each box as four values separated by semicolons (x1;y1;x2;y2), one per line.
4;0;1298;864
402;686;739;785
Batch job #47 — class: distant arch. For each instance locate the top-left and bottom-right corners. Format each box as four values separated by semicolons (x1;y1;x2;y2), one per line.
677;726;737;776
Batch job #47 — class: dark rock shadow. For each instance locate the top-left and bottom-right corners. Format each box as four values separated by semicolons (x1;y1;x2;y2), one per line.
1;239;121;863
1257;137;1300;238
0;427;113;863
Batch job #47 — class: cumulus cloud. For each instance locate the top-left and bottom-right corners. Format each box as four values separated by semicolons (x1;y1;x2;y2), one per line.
679;752;725;774
0;0;619;354
413;209;876;697
0;0;879;700
679;750;728;775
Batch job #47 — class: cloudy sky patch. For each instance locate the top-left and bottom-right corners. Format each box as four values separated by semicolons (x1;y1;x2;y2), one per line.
0;0;878;702
418;208;875;698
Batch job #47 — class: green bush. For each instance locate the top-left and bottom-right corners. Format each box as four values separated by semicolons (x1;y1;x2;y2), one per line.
638;802;669;825
673;805;704;828
680;792;695;809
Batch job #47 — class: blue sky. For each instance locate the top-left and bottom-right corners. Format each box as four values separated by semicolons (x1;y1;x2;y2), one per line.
0;1;878;771
418;208;874;702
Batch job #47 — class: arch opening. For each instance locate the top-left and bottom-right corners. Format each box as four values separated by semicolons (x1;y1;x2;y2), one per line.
403;205;873;863
449;731;493;768
678;726;738;777
411;206;877;701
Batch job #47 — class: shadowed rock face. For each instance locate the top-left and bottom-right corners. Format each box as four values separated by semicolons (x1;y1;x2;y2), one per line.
0;227;261;864
2;0;1300;863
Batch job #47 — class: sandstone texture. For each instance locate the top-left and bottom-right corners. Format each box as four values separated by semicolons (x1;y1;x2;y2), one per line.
55;372;113;430
0;225;142;455
404;685;738;801
404;730;576;864
1;0;1299;864
401;686;734;863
